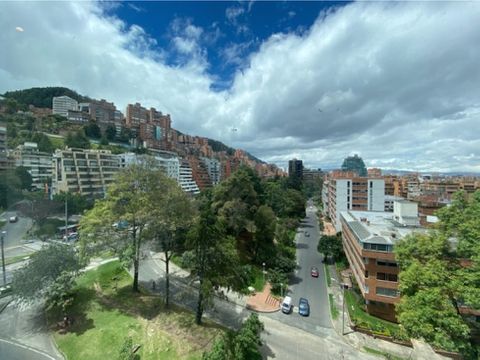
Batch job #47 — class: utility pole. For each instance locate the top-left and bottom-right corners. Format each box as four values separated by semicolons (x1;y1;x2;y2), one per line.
1;231;7;285
342;283;349;335
64;195;68;240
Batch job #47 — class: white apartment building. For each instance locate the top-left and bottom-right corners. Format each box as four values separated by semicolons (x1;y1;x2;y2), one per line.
0;125;9;171
52;96;78;117
323;177;385;231
384;195;404;212
179;161;200;195
201;157;221;185
118;152;180;182
11;142;52;190
52;148;120;198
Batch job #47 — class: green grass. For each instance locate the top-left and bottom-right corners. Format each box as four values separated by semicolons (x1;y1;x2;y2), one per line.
5;254;30;266
251;266;266;292
0;219;6;229
363;346;405;360
52;261;224;360
324;263;332;287
345;290;401;337
329;294;339;320
47;135;65;149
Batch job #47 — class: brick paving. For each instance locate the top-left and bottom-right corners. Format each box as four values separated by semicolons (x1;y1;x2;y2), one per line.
246;283;281;313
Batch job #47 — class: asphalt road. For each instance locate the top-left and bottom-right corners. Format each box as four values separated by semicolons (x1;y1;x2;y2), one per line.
1;211;33;247
0;299;63;360
266;201;331;334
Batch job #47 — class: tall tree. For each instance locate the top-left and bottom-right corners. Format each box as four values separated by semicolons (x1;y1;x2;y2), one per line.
65;130;90;149
105;124;116;141
252;205;276;263
186;195;243;324
147;177;195;307
317;234;344;262
80;162;165;292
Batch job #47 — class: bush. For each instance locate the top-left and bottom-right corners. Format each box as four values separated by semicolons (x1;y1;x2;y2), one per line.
268;269;288;295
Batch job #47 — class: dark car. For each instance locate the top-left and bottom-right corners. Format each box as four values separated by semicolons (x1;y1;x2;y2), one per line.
298;297;310;316
311;266;319;277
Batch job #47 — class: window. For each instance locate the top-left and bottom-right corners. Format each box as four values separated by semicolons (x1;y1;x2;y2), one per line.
377;260;398;267
376;272;398;282
365;270;369;278
363;243;392;252
376;287;399;297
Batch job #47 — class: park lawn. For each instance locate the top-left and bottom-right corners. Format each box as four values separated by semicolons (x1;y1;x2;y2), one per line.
52;261;224;360
363;346;405;360
47;135;64;149
251;266;266;292
5;254;30;266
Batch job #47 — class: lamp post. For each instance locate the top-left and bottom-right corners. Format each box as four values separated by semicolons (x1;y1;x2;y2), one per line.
332;277;349;335
262;262;266;284
1;231;7;285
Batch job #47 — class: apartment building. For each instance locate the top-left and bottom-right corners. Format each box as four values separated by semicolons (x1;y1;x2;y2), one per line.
323;176;385;231
384;195;403;212
340;200;422;321
11;142;52;190
52;96;78;117
125;102;149;128
52;148;120;198
179;160;200;195
201;157;221;185
0;125;9;171
79;100;116;129
303;168;323;181
188;156;212;191
288;159;303;178
118;151;180;182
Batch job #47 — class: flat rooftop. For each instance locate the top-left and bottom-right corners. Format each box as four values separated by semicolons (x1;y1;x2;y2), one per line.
341;210;424;245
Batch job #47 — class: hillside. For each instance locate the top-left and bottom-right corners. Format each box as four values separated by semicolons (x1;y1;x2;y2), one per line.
3;87;91;108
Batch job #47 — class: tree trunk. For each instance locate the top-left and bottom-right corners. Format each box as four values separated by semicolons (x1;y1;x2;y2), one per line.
195;280;204;325
132;225;140;292
165;250;170;308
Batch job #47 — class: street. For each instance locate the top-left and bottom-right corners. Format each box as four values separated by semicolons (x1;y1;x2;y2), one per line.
1;211;33;248
265;201;332;334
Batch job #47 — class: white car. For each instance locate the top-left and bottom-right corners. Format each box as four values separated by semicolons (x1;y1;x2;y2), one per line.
9;215;18;223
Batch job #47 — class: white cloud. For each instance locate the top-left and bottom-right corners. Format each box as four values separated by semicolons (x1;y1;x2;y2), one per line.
0;1;479;173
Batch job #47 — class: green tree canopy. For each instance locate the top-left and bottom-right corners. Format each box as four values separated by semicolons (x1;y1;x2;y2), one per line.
12;244;81;310
65;130;90;149
14;166;33;190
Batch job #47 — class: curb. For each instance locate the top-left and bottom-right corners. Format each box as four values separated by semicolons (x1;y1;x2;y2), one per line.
246;304;281;313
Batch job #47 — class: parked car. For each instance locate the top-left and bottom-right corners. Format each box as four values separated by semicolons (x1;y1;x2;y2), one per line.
298;297;310;316
281;296;293;314
9;215;18;223
311;266;319;277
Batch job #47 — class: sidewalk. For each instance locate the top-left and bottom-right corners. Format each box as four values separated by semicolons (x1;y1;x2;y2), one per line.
150;252;247;308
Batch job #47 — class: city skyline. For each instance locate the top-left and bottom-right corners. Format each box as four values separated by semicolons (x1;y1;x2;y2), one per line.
1;1;479;172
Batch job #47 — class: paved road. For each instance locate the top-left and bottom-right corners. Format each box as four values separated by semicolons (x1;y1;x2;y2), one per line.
260;315;377;360
0;299;63;360
1;211;33;248
266;201;331;334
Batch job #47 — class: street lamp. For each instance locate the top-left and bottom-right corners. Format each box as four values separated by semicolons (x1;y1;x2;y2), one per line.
332;277;349;335
262;262;266;284
1;231;7;286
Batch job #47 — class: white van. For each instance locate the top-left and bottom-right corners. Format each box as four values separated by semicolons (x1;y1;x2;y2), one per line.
281;296;293;314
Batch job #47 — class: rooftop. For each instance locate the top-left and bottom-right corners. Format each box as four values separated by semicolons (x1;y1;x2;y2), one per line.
341;210;424;246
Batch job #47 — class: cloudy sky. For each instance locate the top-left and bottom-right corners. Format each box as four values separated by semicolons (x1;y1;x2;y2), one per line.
1;1;479;173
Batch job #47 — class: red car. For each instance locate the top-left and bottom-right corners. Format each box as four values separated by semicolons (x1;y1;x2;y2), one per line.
311;267;319;277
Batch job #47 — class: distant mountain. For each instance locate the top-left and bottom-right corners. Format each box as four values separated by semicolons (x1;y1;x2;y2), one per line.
2;87;91;109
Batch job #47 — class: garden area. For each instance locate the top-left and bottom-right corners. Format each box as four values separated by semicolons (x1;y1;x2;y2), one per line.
51;261;225;360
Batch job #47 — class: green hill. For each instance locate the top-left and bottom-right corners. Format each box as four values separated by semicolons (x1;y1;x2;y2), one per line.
3;87;90;109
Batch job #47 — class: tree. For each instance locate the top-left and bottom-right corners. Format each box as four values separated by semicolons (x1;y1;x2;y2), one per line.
105;124;116;141
17;198;63;225
80;161;168;292
65;130;90;149
84;121;101;139
147;177;195;307
185;194;243;324
0;171;22;209
203;313;264;360
12;244;81;314
395;223;479;357
53;192;93;215
252;205;276;263
15;166;33;190
99;134;109;145
317;234;344;262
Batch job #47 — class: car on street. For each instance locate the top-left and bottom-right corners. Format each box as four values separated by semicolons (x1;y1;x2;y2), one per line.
298;297;310;316
9;215;18;223
311;266;319;277
281;296;293;314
